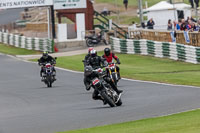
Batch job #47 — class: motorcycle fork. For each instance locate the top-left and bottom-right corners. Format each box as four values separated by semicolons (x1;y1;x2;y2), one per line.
114;68;118;79
109;69;115;83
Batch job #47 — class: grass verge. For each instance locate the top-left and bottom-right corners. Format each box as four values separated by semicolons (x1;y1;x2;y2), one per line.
58;109;200;133
0;43;41;55
38;52;200;87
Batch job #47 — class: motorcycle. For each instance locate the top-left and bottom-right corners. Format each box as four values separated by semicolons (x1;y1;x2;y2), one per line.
105;62;120;86
84;66;122;107
39;58;57;88
85;32;108;47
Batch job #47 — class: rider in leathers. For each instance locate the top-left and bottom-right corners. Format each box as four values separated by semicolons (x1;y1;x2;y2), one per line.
38;52;56;81
85;50;122;103
102;48;121;79
83;47;94;90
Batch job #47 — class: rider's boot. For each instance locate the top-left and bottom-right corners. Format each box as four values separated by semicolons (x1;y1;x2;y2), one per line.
110;81;123;94
52;71;56;81
117;72;121;80
85;83;91;91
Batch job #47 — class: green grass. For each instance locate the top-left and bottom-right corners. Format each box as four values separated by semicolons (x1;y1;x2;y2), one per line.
94;15;141;25
58;109;200;133
46;52;200;87
0;43;41;55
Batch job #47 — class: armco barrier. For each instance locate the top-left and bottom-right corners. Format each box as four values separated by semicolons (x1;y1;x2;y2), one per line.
110;37;200;64
0;32;53;52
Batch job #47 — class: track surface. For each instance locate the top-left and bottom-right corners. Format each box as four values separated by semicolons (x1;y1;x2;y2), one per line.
1;54;200;133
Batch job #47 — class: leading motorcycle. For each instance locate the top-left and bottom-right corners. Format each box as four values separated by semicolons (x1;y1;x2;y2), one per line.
39;59;57;87
84;65;122;107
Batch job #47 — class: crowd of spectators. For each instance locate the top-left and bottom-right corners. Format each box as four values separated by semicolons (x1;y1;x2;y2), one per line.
171;17;200;32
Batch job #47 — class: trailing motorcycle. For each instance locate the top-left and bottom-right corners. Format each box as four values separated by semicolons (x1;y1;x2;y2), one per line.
84;65;122;107
85;32;108;47
105;62;120;86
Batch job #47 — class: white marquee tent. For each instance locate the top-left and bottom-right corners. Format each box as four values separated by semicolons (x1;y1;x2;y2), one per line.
146;1;191;30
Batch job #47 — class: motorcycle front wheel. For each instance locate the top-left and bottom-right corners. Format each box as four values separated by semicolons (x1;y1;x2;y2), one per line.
116;98;122;106
46;76;52;88
112;73;118;86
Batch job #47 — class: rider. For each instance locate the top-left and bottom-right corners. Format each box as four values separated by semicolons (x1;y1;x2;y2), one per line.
102;48;121;79
83;47;94;90
38;51;56;81
86;49;122;103
84;49;104;91
83;47;94;67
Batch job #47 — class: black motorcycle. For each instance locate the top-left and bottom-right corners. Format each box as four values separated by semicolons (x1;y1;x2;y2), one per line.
39;59;57;87
84;65;122;107
85;32;108;47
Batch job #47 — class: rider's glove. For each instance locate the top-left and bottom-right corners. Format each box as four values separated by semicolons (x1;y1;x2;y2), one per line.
117;59;121;64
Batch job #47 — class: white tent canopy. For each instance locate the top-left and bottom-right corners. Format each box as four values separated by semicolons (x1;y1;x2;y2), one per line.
146;1;191;11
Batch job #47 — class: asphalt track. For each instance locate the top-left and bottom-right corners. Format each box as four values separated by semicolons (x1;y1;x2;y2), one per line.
1;54;200;133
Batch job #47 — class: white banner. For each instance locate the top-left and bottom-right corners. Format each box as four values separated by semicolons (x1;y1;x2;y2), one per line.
0;0;53;9
54;0;87;10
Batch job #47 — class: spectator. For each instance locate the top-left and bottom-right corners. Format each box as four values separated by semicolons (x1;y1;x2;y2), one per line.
191;22;197;31
189;0;199;8
141;22;146;29
123;0;128;10
196;19;200;31
147;18;155;29
181;22;187;31
180;19;187;31
174;20;181;30
186;20;192;30
167;19;173;30
130;21;137;29
101;7;109;16
191;17;197;23
128;21;137;38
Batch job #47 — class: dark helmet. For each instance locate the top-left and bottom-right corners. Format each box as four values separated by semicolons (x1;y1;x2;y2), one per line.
43;51;48;59
104;48;110;56
90;49;97;57
84;65;93;76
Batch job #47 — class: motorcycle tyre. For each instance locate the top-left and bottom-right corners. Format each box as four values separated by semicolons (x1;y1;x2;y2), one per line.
101;91;116;107
86;39;94;47
46;76;52;88
112;73;118;86
116;98;122;106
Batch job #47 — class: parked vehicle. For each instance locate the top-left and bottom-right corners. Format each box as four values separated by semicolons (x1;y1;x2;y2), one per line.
85;32;108;47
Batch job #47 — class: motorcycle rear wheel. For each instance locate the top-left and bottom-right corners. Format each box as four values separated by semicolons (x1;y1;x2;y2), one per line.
86;39;94;47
